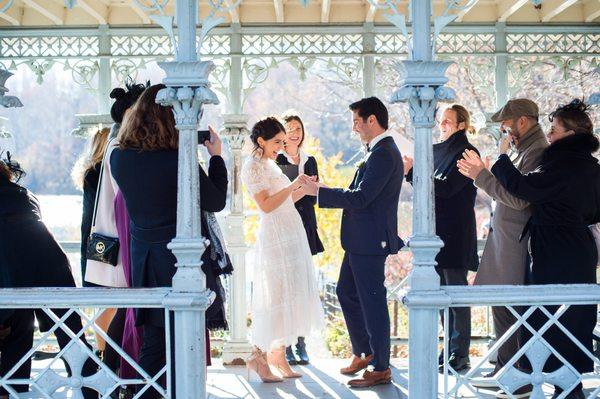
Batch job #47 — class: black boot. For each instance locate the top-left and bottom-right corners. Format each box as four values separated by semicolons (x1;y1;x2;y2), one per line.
552;384;585;399
295;337;309;365
285;345;298;365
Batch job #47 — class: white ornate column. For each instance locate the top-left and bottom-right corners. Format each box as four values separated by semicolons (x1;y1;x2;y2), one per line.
157;0;219;397
221;23;254;365
362;22;376;98
0;69;22;152
393;1;452;398
220;114;253;365
494;22;509;108
97;24;112;115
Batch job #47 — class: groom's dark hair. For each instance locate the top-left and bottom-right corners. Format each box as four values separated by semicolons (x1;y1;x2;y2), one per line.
349;97;389;130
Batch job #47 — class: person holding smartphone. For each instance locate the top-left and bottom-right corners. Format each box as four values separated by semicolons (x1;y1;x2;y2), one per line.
457;99;548;398
111;84;230;397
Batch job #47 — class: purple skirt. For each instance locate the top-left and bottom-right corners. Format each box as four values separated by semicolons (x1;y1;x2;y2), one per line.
114;191;143;379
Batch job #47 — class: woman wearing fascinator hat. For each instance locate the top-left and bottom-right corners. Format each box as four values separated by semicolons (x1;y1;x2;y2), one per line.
458;99;600;399
77;80;148;387
0;152;98;399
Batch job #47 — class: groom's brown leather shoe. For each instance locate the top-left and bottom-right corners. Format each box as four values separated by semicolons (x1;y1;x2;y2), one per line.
340;354;373;375
348;368;392;388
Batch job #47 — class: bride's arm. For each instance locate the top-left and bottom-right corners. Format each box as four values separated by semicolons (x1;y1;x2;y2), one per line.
291;187;306;203
253;180;301;213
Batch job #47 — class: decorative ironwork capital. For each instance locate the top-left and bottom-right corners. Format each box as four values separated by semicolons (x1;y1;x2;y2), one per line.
0;69;23;109
221;114;249;151
391;60;455;127
156;61;219;129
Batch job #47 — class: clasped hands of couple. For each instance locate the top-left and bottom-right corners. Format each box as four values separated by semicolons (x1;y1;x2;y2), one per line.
291;174;328;196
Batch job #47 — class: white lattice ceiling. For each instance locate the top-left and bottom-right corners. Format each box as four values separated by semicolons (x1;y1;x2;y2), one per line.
0;0;598;27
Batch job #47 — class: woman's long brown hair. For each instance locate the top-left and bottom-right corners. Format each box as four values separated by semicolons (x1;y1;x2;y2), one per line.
118;84;179;151
0;161;11;182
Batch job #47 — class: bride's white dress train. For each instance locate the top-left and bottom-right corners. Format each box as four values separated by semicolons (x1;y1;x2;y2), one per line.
242;156;325;350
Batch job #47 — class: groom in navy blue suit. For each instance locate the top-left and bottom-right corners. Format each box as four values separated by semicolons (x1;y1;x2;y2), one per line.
301;97;404;388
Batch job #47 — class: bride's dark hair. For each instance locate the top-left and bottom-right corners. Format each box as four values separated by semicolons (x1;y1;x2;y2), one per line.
549;99;593;136
250;116;285;154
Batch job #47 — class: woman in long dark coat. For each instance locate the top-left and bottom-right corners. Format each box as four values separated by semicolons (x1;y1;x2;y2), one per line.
459;100;599;399
0;153;97;399
110;84;230;398
404;104;479;372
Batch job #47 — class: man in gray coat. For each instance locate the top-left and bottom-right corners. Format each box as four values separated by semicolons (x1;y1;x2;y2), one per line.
457;99;548;392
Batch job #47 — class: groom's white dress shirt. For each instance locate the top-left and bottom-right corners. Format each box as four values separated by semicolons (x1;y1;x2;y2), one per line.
316;131;391;200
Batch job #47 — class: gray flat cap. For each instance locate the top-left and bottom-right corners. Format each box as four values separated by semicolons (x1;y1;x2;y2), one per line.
491;99;539;122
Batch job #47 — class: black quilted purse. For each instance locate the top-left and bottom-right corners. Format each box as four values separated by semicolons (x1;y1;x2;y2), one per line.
85;150;120;267
86;233;119;266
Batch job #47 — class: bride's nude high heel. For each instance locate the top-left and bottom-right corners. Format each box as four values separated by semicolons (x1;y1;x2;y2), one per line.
268;346;302;378
246;347;283;383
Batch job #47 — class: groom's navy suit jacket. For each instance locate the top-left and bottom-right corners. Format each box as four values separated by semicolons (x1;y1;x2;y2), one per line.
318;136;405;255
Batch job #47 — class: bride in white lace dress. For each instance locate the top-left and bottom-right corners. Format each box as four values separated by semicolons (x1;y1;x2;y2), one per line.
241;117;325;382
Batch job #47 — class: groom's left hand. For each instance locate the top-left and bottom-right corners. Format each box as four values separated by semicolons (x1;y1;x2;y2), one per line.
299;175;319;196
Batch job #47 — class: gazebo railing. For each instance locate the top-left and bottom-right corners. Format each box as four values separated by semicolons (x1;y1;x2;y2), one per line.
400;284;600;398
0;287;201;399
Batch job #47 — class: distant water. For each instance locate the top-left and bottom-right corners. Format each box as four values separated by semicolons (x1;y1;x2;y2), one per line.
38;195;83;242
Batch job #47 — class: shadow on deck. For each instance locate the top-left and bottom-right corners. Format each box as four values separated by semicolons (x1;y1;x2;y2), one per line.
207;358;600;399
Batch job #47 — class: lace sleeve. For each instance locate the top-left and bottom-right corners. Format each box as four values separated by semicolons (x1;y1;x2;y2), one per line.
242;158;270;195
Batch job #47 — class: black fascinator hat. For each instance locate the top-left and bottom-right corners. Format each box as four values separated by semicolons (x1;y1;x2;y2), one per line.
0;151;26;182
110;78;150;123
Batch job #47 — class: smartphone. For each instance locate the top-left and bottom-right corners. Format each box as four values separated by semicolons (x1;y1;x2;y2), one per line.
198;130;210;144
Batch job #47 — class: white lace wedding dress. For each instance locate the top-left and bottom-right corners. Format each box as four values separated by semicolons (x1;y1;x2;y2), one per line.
242;156;325;350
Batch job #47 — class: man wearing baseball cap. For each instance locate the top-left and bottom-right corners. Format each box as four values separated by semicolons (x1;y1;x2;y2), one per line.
457;98;548;398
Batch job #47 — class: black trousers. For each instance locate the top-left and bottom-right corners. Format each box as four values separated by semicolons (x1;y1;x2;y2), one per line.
137;323;175;399
336;252;390;371
492;305;523;368
0;308;97;398
437;267;471;358
104;307;127;373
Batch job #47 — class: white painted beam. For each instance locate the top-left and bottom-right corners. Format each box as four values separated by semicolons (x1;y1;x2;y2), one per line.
365;0;380;23
456;0;479;22
541;0;579;22
22;0;63;25
0;5;21;25
585;0;600;22
129;0;151;24
321;0;331;23
76;0;108;25
273;0;284;23
497;0;529;22
225;0;240;24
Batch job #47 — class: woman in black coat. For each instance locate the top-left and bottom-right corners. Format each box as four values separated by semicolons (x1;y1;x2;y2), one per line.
110;84;229;398
277;113;324;256
276;112;324;366
0;154;97;398
460;100;599;399
404;104;479;371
